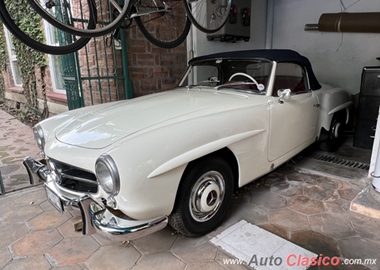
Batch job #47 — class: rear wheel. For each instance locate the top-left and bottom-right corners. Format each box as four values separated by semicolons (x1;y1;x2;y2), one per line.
169;156;234;236
319;112;346;152
182;0;231;33
134;0;191;48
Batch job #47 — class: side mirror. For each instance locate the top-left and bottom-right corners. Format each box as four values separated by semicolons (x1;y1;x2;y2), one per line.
209;76;219;83
277;89;292;104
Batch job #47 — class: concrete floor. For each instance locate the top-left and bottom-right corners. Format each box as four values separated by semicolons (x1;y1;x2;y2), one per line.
0;109;379;270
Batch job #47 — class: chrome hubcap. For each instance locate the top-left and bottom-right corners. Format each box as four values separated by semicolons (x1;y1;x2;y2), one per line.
189;171;225;222
332;121;342;139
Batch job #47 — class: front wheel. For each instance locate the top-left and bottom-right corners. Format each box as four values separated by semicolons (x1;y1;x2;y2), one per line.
135;0;191;48
319;112;346;152
169;156;234;236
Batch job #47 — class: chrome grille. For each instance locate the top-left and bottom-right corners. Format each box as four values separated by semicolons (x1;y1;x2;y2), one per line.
48;158;98;193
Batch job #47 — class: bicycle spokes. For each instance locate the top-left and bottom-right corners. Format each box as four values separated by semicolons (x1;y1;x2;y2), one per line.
183;0;231;33
134;0;190;48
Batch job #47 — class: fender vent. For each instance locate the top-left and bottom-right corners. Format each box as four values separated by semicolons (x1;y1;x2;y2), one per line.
309;153;370;170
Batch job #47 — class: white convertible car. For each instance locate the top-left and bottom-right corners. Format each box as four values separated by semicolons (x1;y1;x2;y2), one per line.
24;49;352;241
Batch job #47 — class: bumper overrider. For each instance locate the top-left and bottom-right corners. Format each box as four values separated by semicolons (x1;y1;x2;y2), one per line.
23;157;168;241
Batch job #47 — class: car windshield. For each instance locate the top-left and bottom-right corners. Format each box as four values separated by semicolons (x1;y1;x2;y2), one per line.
179;58;273;95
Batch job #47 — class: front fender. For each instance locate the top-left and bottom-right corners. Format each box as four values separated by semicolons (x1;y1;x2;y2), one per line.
148;129;265;178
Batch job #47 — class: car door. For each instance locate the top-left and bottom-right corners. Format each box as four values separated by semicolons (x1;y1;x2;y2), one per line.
268;63;319;162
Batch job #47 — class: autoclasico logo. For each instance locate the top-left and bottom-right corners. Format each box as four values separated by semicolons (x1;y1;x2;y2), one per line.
247;254;341;268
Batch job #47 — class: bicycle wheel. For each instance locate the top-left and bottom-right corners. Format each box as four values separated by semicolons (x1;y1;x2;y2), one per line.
182;0;231;33
134;0;191;48
0;0;94;55
27;0;131;37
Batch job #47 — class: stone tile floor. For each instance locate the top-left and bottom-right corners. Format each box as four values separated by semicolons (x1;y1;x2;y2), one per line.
0;109;379;270
0;109;40;193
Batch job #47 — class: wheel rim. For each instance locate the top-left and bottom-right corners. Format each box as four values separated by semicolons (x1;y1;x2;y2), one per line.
135;0;191;48
189;171;225;222
331;120;342;139
183;0;232;33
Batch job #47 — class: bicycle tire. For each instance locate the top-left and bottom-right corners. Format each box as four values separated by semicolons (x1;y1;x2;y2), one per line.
0;0;94;55
182;0;231;33
134;0;191;48
27;0;131;37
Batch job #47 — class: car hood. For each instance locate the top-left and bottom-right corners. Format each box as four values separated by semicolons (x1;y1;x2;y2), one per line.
55;89;261;149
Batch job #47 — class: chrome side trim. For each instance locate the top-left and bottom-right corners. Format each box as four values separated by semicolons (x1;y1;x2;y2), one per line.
327;101;353;115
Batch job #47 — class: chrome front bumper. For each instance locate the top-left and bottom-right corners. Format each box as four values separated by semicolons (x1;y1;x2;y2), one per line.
23;157;168;241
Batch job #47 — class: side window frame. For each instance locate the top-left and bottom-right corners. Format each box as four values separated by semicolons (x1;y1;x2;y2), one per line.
44;21;66;94
4;28;22;86
273;62;310;96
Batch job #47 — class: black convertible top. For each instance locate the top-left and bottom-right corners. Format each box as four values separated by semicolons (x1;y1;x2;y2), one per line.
189;49;321;90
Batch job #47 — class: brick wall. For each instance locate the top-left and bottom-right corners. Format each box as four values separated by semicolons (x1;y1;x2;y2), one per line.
126;24;187;97
77;37;125;106
2;64;14;90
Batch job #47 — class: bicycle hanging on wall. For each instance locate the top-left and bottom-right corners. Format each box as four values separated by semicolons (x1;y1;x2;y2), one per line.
0;0;231;54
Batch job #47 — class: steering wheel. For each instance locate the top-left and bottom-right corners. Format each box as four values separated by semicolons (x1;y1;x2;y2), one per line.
228;72;260;88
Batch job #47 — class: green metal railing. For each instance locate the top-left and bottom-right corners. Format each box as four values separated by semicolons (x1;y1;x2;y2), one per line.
57;0;133;109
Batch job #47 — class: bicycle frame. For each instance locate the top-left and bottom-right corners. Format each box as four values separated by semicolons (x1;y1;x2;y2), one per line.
110;0;173;20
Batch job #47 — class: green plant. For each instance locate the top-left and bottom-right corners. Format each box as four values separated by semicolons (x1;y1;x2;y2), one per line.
4;0;48;117
0;24;6;103
0;24;6;69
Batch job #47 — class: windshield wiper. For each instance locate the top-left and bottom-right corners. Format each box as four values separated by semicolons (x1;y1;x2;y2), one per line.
215;81;257;90
187;78;220;89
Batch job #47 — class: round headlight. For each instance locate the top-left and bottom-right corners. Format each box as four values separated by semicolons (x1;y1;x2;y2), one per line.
33;125;45;150
95;154;120;195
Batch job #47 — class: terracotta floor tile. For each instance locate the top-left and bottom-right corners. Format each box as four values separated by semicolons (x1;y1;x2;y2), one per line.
12;229;62;256
47;236;99;265
132;252;185;270
28;210;72;230
0;222;30;249
86;244;141;270
2;254;51;270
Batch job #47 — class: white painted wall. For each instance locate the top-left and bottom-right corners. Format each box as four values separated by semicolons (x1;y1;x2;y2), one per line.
271;0;380;95
191;0;380;95
190;0;268;58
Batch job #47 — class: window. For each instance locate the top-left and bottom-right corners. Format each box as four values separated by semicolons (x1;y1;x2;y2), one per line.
4;28;22;86
180;64;219;87
44;21;65;93
226;60;272;86
273;63;307;96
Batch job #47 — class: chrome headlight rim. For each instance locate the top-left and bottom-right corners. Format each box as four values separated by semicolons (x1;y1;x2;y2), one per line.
95;154;120;195
33;124;45;150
